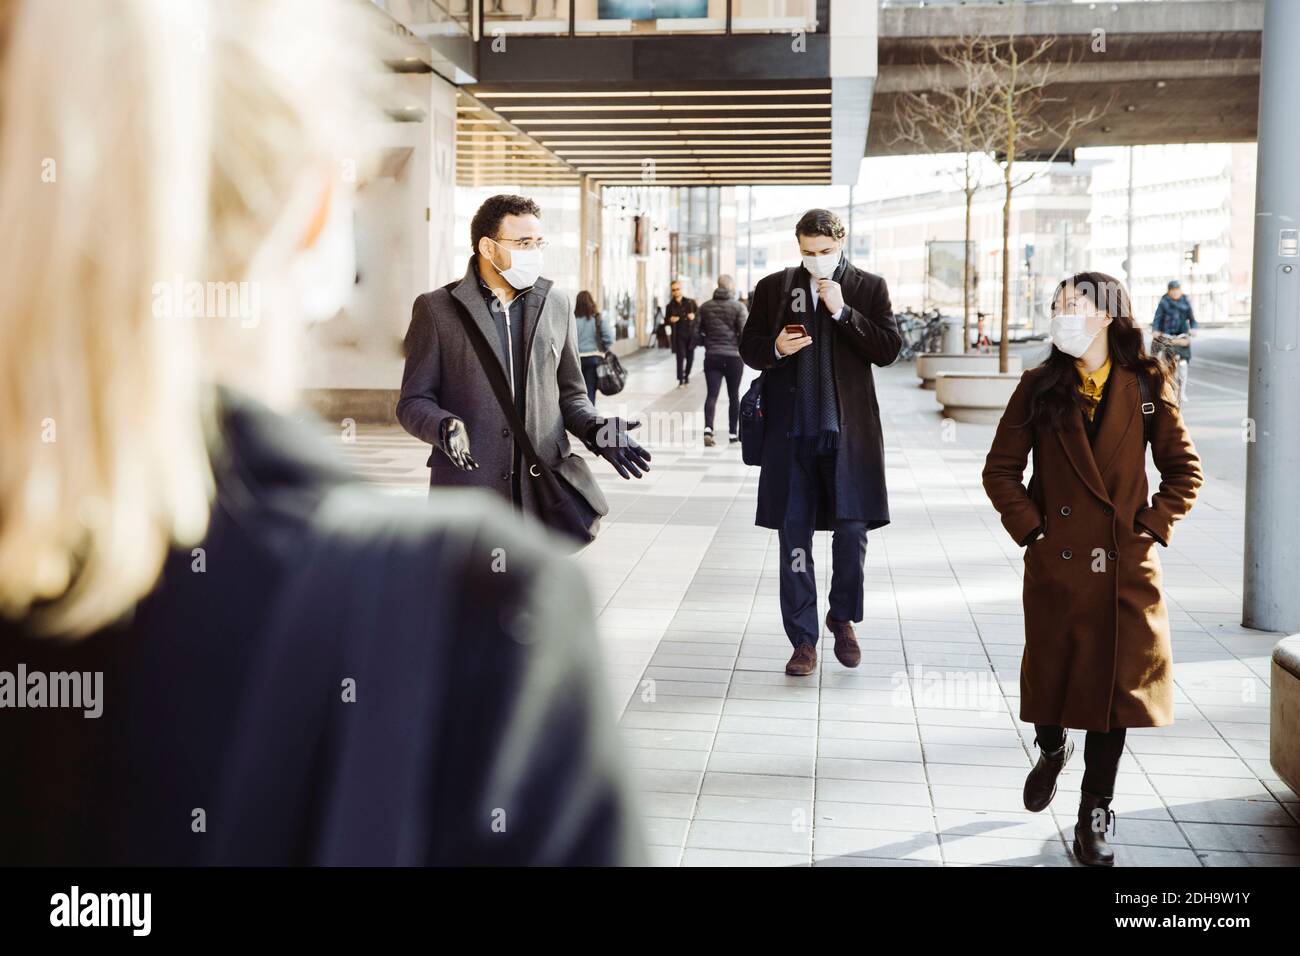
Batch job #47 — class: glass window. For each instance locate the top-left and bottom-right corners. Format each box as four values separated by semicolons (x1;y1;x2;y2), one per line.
375;0;472;35
576;0;726;34
731;0;818;34
482;0;570;36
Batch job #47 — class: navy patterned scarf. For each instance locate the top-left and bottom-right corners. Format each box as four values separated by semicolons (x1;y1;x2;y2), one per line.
791;258;844;453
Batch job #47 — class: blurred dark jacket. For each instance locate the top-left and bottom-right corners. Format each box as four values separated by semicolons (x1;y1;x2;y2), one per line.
1153;293;1196;337
696;287;748;358
0;390;642;866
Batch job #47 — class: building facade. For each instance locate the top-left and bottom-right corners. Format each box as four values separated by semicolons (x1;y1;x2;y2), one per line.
1087;143;1257;325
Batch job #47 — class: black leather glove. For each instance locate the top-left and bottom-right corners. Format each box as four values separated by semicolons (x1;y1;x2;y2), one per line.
440;418;478;471
1020;526;1043;546
585;417;652;480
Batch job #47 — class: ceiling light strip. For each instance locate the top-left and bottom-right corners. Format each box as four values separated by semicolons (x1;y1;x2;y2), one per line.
513;117;831;125
475;89;833;99
496;104;830;113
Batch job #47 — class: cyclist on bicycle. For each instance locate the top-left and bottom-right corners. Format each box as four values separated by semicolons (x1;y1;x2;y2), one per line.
1152;279;1196;402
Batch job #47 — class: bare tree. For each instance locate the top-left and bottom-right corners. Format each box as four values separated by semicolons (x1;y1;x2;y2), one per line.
890;35;1002;353
983;29;1111;372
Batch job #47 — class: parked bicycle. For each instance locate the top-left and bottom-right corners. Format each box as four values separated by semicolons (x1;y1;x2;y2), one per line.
894;307;925;361
894;307;945;361
918;309;944;354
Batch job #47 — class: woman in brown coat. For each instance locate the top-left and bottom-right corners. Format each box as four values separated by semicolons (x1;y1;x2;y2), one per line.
982;272;1203;866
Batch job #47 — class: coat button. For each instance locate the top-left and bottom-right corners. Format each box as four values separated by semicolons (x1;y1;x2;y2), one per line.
1061;549;1073;560
1103;506;1114;516
502;428;510;438
1060;506;1072;516
1107;550;1118;561
501;472;510;481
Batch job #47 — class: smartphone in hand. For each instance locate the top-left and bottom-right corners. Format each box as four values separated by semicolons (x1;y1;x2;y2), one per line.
784;324;808;337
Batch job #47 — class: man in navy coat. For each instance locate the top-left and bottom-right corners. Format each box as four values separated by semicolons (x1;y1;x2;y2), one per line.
739;209;901;676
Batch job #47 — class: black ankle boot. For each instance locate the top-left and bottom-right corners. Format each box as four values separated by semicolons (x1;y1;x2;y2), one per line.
1023;735;1074;812
1073;791;1116;867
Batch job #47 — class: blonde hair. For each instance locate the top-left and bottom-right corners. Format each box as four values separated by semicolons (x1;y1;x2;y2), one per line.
0;0;384;635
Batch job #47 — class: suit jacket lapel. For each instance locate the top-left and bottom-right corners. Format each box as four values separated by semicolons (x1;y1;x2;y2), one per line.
521;276;552;368
1092;365;1138;483
837;260;862;310
787;266;813;323
1055;412;1112;506
1054;364;1137;506
450;262;508;374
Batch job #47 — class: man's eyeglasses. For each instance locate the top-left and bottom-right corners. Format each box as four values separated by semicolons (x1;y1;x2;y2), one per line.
494;237;549;251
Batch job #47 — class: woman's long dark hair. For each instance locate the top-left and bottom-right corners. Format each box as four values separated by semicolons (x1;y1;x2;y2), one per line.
1028;271;1172;430
574;290;597;318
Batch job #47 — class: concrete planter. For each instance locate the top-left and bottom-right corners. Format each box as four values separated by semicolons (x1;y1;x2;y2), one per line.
916;352;1022;389
934;371;1023;424
1271;634;1300;798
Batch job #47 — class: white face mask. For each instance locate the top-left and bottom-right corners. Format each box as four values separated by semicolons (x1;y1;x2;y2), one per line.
801;250;840;280
1050;313;1102;358
490;240;543;290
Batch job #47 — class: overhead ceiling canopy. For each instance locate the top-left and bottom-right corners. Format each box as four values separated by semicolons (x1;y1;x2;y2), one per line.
456;91;581;189
467;82;833;186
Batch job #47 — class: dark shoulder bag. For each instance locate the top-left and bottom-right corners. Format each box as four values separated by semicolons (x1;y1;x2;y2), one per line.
445;289;600;551
739;267;801;467
592;314;627;396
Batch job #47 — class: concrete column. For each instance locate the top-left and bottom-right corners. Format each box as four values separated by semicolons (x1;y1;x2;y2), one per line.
1243;0;1300;632
828;0;876;185
300;70;458;423
579;175;601;306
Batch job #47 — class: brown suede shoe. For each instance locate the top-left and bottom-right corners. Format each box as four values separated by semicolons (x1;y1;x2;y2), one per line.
785;642;817;676
825;613;861;667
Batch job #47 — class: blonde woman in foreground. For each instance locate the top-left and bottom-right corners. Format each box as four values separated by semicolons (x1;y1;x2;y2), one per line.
0;0;640;866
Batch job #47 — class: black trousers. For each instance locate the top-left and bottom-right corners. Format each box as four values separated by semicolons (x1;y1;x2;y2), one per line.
703;354;744;435
777;443;868;647
1035;724;1127;799
580;354;601;405
673;332;696;382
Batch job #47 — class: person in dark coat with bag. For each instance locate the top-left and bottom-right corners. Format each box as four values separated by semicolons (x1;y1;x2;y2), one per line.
983;271;1203;866
397;195;651;523
739;209;902;677
574;289;614;405
696;274;748;446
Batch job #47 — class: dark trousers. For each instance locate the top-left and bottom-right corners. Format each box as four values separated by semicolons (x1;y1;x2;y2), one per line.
703;354;744;435
1035;724;1127;798
777;443;868;647
580;354;601;405
673;332;696;382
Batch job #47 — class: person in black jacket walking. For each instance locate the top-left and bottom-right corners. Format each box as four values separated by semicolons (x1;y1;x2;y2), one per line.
696;274;748;446
739;209;902;677
665;278;699;386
